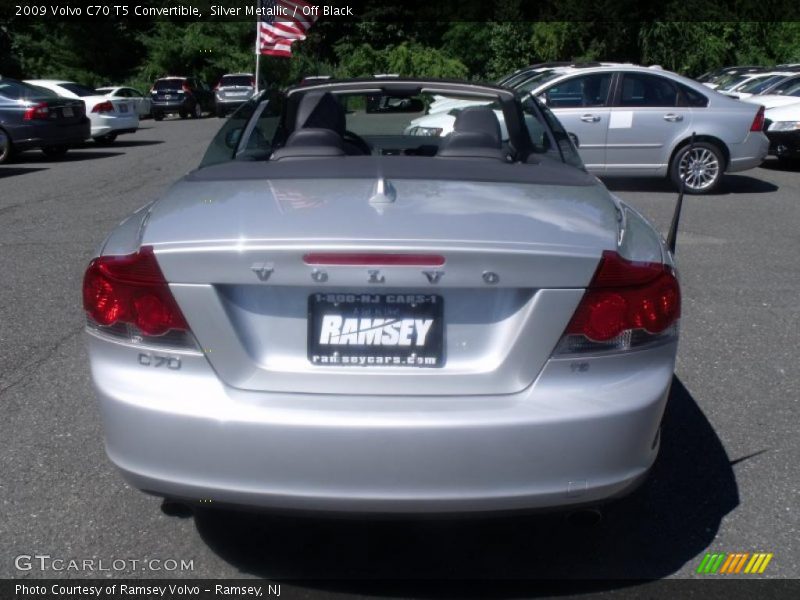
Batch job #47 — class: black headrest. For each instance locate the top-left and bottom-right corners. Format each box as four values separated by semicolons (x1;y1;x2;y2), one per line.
270;128;346;160
452;106;502;147
437;106;506;160
295;91;345;136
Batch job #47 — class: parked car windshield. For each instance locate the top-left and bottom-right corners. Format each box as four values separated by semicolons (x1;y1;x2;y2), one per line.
219;75;253;87
779;83;800;97
515;70;564;94
771;78;800;95
59;82;98;97
738;75;783;94
0;79;59;100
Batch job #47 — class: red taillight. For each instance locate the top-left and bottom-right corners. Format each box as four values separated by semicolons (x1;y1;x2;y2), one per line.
92;100;114;113
23;102;49;120
82;247;188;336
750;105;765;132
564;251;680;342
182;83;191;93
303;253;446;266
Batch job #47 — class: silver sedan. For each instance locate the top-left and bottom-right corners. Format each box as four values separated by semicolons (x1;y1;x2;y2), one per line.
408;65;770;193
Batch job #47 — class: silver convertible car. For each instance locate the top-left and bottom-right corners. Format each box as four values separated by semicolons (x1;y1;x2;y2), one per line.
84;79;681;514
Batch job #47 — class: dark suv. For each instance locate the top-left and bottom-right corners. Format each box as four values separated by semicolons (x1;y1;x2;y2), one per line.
150;77;214;121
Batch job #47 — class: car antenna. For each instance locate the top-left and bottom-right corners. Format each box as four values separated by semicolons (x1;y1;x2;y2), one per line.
666;132;696;255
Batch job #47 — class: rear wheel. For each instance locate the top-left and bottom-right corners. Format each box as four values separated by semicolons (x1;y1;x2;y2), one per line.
669;141;725;194
192;103;202;119
41;145;69;158
0;128;13;164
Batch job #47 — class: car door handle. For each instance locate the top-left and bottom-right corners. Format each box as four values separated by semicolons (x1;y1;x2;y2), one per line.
580;114;601;123
663;113;684;122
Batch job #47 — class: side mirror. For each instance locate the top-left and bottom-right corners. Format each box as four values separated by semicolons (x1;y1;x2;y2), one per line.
568;132;580;148
225;128;242;149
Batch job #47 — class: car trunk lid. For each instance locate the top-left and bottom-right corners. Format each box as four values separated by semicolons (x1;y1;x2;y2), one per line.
139;173;620;395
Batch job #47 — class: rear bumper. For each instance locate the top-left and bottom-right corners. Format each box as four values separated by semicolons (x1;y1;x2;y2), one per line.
90;113;139;138
766;130;800;158
215;98;250;110
89;332;676;514
151;99;191;113
726;131;769;172
10;119;91;149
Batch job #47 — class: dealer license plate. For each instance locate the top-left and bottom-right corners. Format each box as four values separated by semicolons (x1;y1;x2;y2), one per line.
308;293;444;368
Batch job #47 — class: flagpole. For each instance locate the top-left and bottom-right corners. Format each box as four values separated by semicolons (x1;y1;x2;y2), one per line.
254;2;261;94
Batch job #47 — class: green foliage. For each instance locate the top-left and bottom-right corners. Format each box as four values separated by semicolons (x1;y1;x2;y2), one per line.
8;21;145;85
440;23;492;80
639;21;800;77
3;15;800;88
137;22;255;85
335;42;468;79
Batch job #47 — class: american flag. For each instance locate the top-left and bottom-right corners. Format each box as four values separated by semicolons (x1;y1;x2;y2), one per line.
258;0;318;57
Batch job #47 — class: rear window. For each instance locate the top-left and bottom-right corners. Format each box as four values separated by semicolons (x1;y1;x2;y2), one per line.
59;83;98;97
154;79;184;91
679;84;709;107
219;76;253;88
0;80;58;100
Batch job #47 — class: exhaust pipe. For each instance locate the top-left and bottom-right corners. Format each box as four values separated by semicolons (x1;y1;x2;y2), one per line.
565;507;603;528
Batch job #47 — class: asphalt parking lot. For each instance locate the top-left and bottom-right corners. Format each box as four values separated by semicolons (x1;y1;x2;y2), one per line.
1;118;798;586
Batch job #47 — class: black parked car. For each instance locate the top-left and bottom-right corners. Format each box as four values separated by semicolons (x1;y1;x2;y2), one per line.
0;77;90;164
150;77;214;121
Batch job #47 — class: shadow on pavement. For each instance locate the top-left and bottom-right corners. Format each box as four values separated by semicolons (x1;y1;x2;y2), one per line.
19;150;124;163
91;139;164;148
759;157;800;172
191;376;737;591
0;166;48;178
602;175;778;195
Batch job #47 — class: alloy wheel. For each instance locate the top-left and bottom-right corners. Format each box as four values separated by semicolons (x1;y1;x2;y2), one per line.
0;130;10;163
678;147;721;191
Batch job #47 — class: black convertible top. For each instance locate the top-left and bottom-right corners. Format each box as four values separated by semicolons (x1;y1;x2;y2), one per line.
186;155;598;187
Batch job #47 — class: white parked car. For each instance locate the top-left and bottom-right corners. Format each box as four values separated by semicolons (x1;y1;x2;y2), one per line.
95;86;152;118
741;78;800;109
25;80;139;143
763;101;800;161
719;72;795;98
